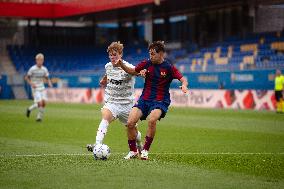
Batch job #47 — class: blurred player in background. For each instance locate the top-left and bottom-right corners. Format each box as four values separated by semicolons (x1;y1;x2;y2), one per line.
86;41;143;153
274;69;284;113
25;53;52;122
116;41;188;160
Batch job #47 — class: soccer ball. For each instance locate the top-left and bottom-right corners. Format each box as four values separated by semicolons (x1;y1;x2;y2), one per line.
93;144;111;160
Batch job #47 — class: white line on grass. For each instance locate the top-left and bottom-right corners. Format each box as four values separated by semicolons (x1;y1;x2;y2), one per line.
0;152;283;158
151;152;284;155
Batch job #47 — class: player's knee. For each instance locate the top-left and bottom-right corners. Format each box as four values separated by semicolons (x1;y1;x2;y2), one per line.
148;118;157;127
127;120;136;129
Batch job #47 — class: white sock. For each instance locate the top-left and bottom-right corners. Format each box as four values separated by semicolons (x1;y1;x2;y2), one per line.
136;131;142;148
37;107;44;120
136;131;142;143
28;103;38;111
95;119;109;144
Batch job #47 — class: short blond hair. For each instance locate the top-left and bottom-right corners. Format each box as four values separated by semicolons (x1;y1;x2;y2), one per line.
35;53;44;59
107;41;124;55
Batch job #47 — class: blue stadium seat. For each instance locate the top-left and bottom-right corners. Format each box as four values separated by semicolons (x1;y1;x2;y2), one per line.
7;44;148;74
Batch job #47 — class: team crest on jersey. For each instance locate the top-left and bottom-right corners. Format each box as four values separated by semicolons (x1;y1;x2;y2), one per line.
160;71;167;77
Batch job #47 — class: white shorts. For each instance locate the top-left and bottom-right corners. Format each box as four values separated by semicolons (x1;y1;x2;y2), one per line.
32;89;47;103
103;102;134;125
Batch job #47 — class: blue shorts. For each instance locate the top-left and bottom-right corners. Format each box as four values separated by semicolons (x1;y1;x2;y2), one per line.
134;99;170;120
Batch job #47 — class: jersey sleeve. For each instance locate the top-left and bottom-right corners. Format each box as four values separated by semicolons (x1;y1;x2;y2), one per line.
104;63;109;69
44;68;50;77
171;65;183;80
104;63;110;76
27;67;33;76
135;60;148;73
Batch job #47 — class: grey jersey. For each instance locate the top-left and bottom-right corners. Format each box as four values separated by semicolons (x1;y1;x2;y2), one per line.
104;60;135;104
27;65;49;91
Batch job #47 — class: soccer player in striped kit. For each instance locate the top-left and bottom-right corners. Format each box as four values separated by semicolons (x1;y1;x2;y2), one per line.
86;41;143;153
116;41;188;160
25;53;52;122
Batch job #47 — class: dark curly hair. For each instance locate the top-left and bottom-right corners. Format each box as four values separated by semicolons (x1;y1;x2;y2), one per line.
148;41;165;53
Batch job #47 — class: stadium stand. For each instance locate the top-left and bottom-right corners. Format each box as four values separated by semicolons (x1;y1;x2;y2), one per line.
171;31;284;73
7;44;148;74
8;31;284;75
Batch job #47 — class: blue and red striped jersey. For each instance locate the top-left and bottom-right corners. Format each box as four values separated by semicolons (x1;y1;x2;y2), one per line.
135;59;183;103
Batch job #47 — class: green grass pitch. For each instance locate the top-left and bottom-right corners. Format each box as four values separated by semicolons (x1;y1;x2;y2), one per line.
0;100;284;189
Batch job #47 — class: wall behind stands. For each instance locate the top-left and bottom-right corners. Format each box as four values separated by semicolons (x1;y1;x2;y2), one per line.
186;70;278;90
0;75;14;99
255;5;284;32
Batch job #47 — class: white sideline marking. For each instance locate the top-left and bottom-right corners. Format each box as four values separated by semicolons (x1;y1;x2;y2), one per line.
152;152;284;155
0;152;283;158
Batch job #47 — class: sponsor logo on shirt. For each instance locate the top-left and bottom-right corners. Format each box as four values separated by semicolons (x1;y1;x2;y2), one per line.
161;71;167;77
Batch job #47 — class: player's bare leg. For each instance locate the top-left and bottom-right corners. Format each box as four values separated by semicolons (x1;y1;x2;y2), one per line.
141;109;162;160
127;107;143;139
146;109;162;137
87;108;114;152
124;107;143;159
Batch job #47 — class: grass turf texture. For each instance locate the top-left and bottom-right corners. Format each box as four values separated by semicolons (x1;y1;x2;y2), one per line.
0;100;283;189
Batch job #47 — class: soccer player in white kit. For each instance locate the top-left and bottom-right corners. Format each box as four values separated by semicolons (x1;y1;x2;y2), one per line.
87;41;143;154
25;53;52;122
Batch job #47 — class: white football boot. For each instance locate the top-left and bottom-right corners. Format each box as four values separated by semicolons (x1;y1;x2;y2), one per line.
124;150;139;160
140;150;149;160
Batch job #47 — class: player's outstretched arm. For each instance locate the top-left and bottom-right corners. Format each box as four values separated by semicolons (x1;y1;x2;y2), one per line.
116;59;139;76
179;77;189;94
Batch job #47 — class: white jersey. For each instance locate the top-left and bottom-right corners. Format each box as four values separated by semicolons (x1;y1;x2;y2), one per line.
27;65;49;91
104;60;135;104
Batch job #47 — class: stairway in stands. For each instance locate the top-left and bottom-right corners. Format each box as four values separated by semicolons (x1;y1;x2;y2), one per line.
0;42;28;99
